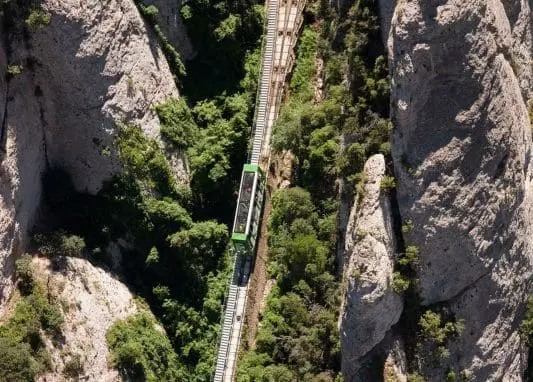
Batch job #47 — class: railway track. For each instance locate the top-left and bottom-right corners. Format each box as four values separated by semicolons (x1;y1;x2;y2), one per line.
212;1;305;381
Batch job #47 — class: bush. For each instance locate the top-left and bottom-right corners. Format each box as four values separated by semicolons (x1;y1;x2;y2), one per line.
15;254;34;295
63;354;83;378
419;310;464;347
35;231;85;258
399;245;419;267
520;295;533;344
6;64;22;77
402;219;414;234
0;337;38;381
392;272;410;294
155;98;197;149
380;176;396;193
106;312;184;381
0;281;62;380
26;7;51;30
408;373;426;382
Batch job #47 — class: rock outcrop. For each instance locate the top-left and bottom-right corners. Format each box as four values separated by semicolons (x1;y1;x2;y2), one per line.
33;0;182;193
388;0;533;379
32;256;138;381
340;154;403;381
0;0;186;309
149;0;196;60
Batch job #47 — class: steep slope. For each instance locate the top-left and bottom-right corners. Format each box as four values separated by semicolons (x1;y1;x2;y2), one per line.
0;0;184;310
33;256;139;381
388;0;533;379
340;154;403;380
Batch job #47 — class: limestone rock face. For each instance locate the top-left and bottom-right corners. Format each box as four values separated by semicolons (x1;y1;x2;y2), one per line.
340;154;403;381
0;0;186;308
33;256;138;381
33;0;181;193
149;0;196;60
389;0;533;378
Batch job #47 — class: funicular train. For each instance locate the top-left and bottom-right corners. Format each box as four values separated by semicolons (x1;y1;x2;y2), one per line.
231;164;265;285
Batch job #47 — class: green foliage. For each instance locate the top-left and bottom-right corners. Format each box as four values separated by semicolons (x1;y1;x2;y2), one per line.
146;247;160;266
117;124;179;198
290;28;318;98
180;0;263;100
407;373;427;382
15;254;34;295
0;337;38;382
63;354;83;378
0;279;63;381
238;187;340;380
419;311;446;344
25;7;51;30
392;272;410;294
445;370;457;381
380;176;396;193
6;64;22;77
136;2;185;79
34;231;86;258
155;98;197;149
418;310;464;365
520;295;533;345
402;219;414;234
107;312;184;381
399;245;419;267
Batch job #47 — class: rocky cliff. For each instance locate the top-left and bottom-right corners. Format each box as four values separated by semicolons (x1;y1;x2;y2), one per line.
33;256;139;381
342;0;533;380
0;0;185;311
340;154;403;380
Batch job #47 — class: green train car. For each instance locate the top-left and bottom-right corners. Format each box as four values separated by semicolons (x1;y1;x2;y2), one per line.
231;164;265;255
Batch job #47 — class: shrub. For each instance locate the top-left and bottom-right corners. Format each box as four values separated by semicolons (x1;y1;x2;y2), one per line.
0;281;62;380
15;254;34;295
0;337;38;381
106;312;184;381
6;64;22;77
407;373;426;382
399;245;419;267
392;271;410;294
155;98;197;149
63;354;83;378
380;176;396;193
419;310;464;347
520;295;533;344
35;231;85;258
26;7;51;30
445;369;456;381
402;219;414;234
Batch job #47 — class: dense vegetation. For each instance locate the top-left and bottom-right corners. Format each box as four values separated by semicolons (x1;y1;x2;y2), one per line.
27;0;264;380
238;0;391;379
107;311;184;381
237;188;340;381
0;255;63;381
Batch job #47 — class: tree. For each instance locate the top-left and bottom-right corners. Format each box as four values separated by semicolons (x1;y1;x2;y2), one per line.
155;98;198;149
0;337;38;382
106;312;185;382
270;188;317;233
15;255;34;296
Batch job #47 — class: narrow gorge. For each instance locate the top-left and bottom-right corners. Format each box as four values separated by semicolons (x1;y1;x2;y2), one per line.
0;0;532;381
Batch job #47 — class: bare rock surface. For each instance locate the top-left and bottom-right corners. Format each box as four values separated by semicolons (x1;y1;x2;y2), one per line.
388;0;533;379
149;0;196;60
340;154;403;381
33;0;182;193
33;256;137;382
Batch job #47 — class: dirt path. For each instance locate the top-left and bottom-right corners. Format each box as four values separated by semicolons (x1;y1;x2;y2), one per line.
242;151;293;350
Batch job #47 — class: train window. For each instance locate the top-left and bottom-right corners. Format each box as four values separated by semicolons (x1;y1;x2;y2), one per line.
233;171;256;234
